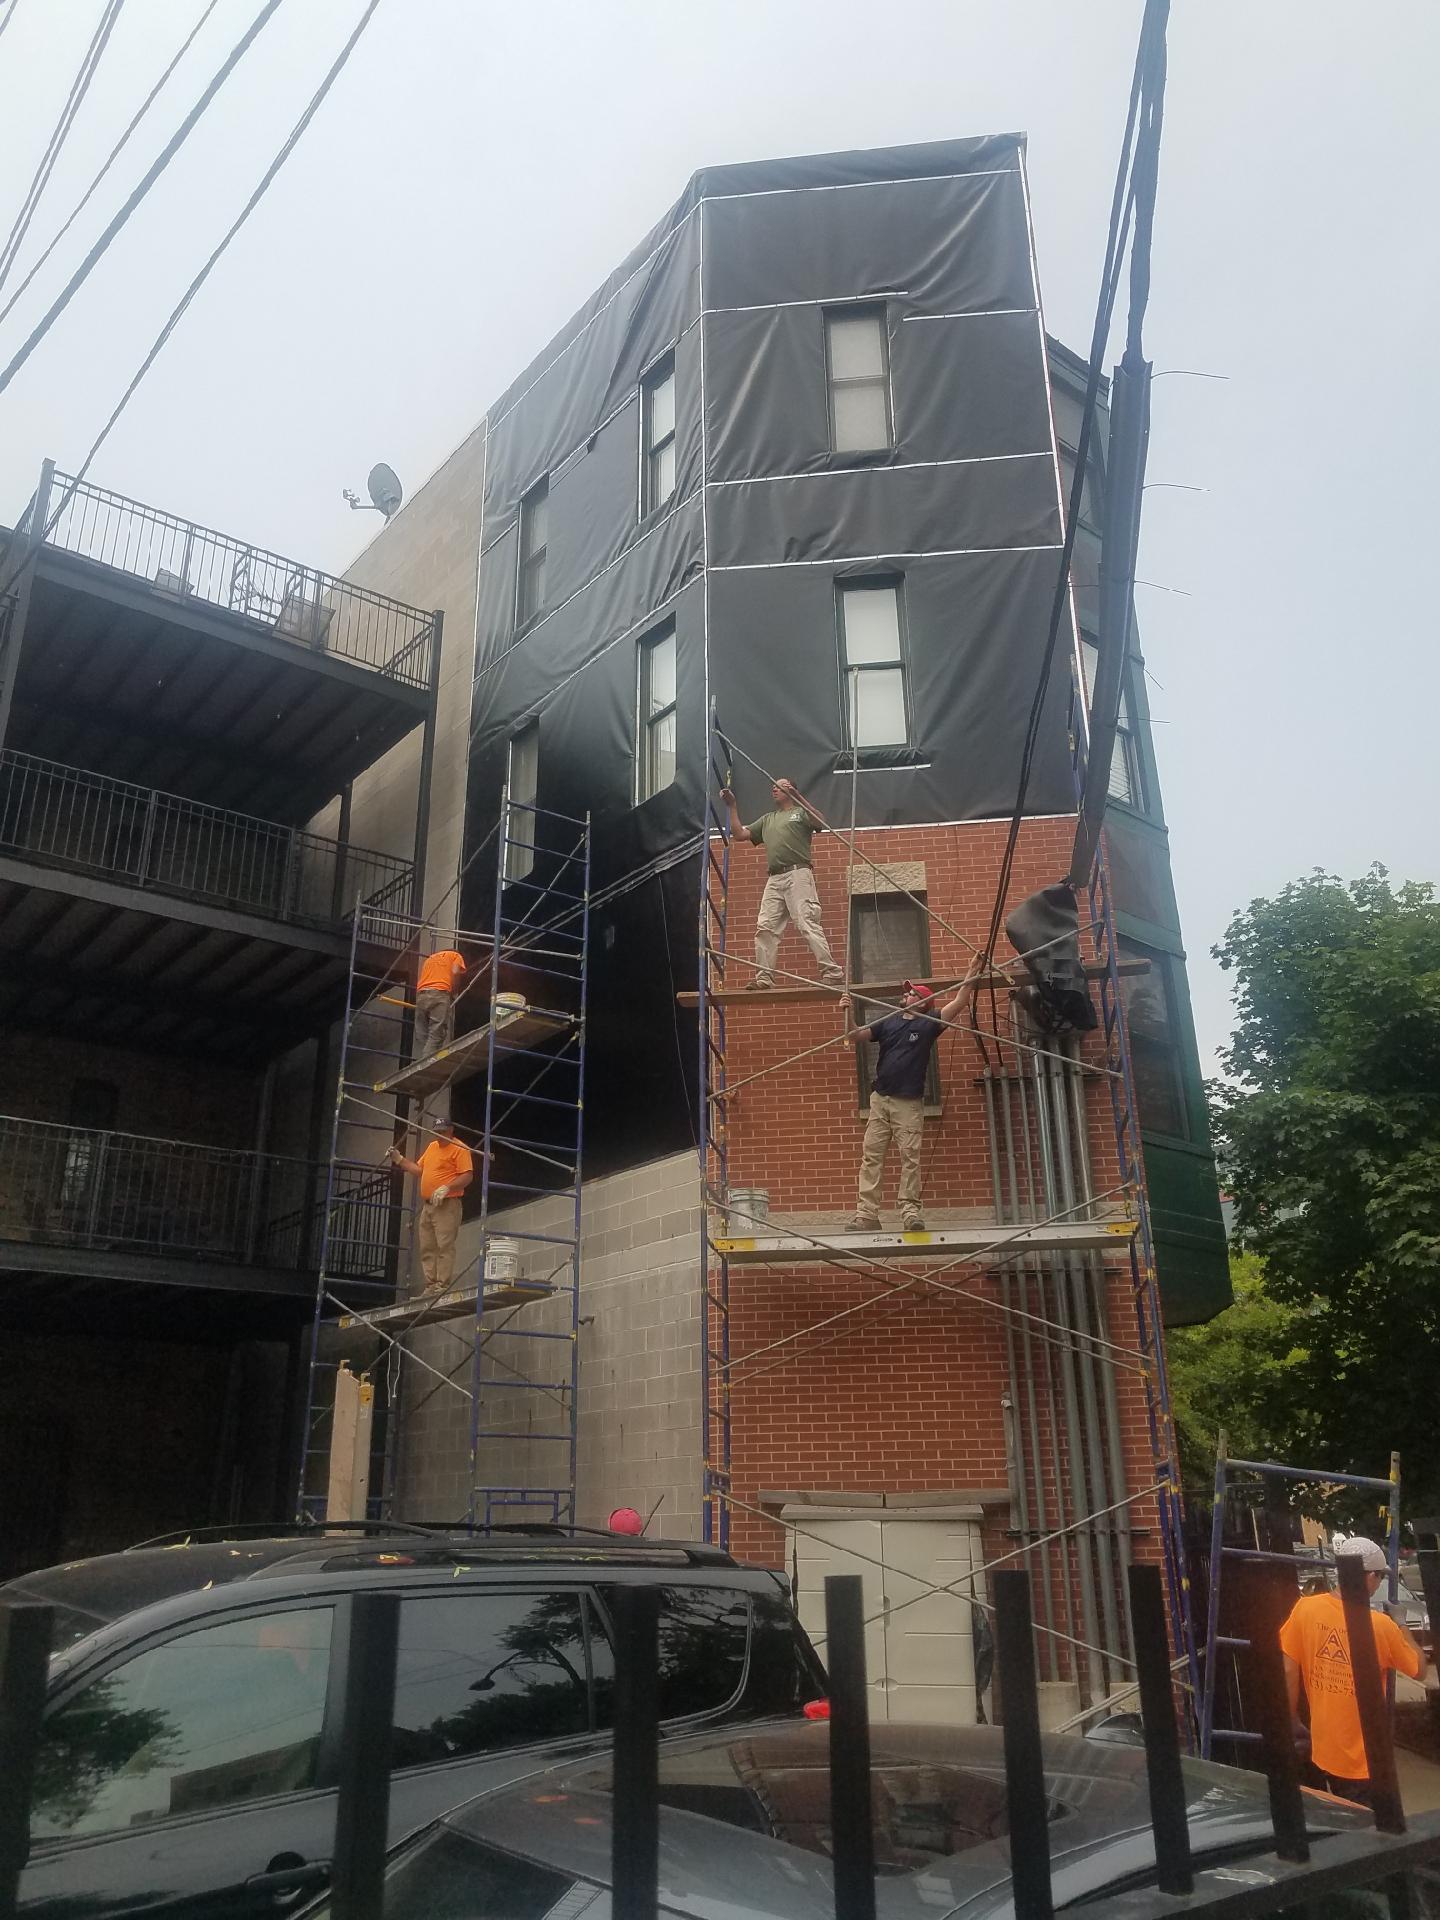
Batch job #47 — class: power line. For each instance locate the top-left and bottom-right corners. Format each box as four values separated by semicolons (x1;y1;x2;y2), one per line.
0;0;284;403
0;0;125;295
980;0;1169;971
0;0;24;51
0;0;223;331
1;0;384;603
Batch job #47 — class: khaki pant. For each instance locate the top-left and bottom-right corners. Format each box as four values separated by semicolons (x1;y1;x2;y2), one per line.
754;867;843;986
857;1092;925;1221
413;989;453;1058
418;1195;462;1292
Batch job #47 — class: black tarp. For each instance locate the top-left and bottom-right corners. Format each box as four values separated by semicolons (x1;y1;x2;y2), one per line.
461;135;1078;1174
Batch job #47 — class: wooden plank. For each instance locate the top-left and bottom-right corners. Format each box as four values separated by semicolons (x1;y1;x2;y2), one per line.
676;959;1147;1009
336;1278;556;1333
372;1008;572;1098
711;1218;1137;1264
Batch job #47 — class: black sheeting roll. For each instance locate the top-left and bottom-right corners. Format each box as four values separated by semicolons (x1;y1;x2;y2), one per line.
1004;884;1096;1032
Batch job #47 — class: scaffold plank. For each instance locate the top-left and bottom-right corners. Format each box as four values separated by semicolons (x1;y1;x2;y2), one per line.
711;1218;1138;1263
677;960;1145;1009
372;1009;573;1098
336;1277;557;1332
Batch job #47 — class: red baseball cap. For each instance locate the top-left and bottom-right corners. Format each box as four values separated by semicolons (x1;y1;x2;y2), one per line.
903;981;935;1000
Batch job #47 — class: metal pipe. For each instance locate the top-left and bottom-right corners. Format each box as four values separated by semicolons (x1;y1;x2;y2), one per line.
1044;1043;1122;1683
1014;1045;1078;1685
1031;1039;1104;1707
409;608;444;919
984;1074;1034;1621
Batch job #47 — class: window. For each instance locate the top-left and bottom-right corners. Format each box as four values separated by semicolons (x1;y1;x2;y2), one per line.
1118;940;1190;1140
850;893;941;1107
824;305;892;453
637;623;677;801
838;580;909;753
505;724;539;883
373;1828;583;1920
31;1607;333;1840
593;1586;748;1725
516;478;548;628
1080;637;1144;809
390;1592;596;1771
640;354;676;514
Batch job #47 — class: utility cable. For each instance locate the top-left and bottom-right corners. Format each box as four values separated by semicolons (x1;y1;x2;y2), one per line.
0;0;24;50
0;0;125;296
0;0;223;330
0;0;381;603
979;0;1164;973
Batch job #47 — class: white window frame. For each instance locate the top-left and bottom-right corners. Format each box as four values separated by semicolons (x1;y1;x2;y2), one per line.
515;477;548;630
636;621;677;802
1080;635;1144;809
823;304;894;455
639;353;677;517
837;578;910;756
504;722;539;882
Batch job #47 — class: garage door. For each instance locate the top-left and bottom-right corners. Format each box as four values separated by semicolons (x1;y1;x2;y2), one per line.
790;1512;985;1723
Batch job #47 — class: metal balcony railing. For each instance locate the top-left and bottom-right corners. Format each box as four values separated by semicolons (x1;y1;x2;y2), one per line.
0;750;413;930
0;1114;391;1278
32;474;435;688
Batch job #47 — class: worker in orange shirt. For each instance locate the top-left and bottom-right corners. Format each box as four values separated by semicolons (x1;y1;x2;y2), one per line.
387;1121;476;1294
414;946;466;1058
1280;1535;1428;1805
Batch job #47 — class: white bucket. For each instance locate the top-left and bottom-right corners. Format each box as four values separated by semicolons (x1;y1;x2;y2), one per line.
485;1236;521;1283
493;992;526;1028
727;1188;770;1234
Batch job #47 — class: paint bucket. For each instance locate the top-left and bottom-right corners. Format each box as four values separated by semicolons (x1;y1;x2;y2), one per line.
727;1188;770;1234
494;992;526;1027
485;1236;521;1283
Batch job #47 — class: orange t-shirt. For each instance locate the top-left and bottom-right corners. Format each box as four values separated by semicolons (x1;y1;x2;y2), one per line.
417;949;465;994
1279;1590;1423;1778
417;1138;472;1201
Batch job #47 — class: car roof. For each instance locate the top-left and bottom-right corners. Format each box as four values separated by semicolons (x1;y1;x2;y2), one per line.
435;1721;1375;1918
1;1525;750;1658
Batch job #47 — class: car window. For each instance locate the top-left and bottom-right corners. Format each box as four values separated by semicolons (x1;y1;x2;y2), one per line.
391;1593;593;1770
747;1591;826;1716
368;1827;594;1920
593;1586;749;1724
30;1607;332;1842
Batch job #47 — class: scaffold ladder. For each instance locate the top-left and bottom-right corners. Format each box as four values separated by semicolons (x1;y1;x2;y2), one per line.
697;704;734;1547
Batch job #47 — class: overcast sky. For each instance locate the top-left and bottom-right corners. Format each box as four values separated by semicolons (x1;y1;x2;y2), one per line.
2;0;1435;1071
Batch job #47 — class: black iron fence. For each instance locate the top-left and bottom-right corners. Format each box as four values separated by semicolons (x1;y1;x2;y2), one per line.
37;474;435;688
0;750;413;929
0;1114;390;1278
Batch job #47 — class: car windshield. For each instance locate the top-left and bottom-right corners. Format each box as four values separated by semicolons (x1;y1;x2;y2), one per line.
2;1543;304;1654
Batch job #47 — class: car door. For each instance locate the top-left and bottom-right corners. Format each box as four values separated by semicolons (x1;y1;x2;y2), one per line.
20;1603;336;1920
383;1585;613;1843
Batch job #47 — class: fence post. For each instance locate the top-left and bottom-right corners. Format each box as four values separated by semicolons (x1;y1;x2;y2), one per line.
825;1574;876;1920
83;1131;110;1247
993;1570;1053;1920
1128;1564;1193;1893
0;1603;53;1920
328;1590;399;1920
1337;1553;1404;1833
611;1586;659;1920
135;787;159;888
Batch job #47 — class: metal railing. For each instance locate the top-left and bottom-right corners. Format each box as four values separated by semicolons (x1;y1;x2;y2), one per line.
38;474;436;688
0;1114;390;1278
0;751;413;930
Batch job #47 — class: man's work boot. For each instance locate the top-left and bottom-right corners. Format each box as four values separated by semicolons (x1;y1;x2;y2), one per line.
822;968;845;987
848;1213;881;1232
746;975;775;991
902;1214;926;1233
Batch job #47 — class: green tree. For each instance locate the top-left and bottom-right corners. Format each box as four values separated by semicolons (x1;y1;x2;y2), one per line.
1205;867;1440;1515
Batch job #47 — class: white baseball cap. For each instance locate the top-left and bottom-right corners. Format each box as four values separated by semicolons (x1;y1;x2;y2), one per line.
1334;1535;1387;1573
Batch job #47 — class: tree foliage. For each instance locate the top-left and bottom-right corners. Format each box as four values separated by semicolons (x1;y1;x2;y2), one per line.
1201;868;1440;1514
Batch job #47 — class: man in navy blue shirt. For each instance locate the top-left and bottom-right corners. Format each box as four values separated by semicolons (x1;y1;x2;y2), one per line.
841;970;979;1232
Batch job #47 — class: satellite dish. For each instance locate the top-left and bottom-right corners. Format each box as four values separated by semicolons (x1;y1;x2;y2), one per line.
367;463;403;520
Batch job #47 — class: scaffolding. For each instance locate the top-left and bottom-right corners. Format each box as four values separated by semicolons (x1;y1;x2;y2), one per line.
297;790;590;1528
692;700;1198;1721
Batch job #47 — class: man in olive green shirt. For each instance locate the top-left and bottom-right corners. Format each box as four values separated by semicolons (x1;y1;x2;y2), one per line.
720;778;844;990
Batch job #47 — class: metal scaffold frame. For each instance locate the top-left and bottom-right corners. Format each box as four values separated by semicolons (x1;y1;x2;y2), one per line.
296;790;590;1530
692;699;1199;1724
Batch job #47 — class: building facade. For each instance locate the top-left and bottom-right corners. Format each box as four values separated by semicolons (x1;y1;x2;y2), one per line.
312;136;1227;1717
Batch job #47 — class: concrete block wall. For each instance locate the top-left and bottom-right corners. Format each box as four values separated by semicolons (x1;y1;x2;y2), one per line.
396;1149;705;1538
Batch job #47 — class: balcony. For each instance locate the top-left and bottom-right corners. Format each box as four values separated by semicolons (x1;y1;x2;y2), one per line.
24;475;435;689
0;1113;392;1312
0;749;412;933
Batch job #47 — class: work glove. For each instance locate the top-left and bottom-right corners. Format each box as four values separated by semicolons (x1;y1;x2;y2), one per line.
430;1185;451;1204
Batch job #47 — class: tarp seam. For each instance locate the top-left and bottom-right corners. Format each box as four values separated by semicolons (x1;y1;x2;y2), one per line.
710;542;1063;572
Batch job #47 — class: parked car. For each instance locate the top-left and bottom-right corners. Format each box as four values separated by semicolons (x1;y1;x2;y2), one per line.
298;1720;1440;1920
1;1522;825;1918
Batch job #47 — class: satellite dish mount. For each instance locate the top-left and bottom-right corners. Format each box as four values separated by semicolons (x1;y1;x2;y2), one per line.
343;462;404;522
